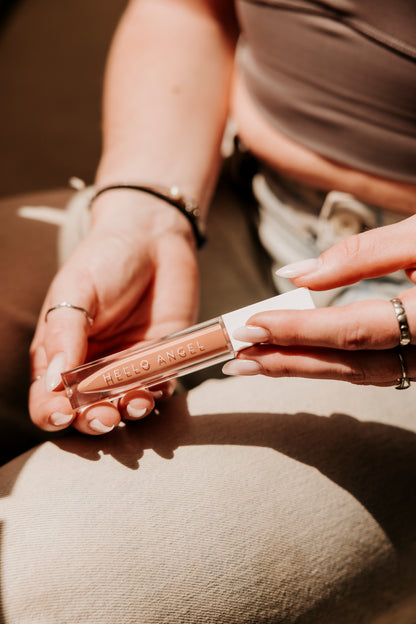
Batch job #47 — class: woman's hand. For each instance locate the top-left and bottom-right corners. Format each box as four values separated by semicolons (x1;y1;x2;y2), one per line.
223;216;416;387
29;193;199;435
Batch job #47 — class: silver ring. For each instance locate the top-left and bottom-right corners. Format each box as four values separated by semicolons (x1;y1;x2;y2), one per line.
395;348;411;390
45;302;94;327
390;297;411;346
31;375;42;384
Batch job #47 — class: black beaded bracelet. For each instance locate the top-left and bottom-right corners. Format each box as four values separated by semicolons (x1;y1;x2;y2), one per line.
89;183;206;248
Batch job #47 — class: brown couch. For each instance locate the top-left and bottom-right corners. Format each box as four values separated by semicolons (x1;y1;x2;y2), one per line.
0;0;127;198
0;0;128;463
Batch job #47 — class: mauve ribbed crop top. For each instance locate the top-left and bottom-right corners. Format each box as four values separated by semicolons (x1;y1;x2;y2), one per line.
235;0;416;183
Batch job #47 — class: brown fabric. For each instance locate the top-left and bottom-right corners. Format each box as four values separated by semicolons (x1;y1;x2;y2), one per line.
0;0;128;198
0;190;73;464
235;0;416;183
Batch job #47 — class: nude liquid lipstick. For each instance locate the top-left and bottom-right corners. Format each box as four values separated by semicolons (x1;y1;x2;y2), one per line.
61;288;314;410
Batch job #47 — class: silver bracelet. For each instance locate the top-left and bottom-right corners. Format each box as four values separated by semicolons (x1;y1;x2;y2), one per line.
89;183;206;248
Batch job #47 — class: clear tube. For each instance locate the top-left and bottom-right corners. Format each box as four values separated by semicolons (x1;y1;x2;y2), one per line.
61;288;315;410
61;318;234;410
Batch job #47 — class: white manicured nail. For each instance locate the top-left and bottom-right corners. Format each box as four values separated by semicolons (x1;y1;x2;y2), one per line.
222;359;263;376
275;258;321;278
89;419;115;434
232;325;271;343
49;412;73;427
45;352;66;392
126;404;148;419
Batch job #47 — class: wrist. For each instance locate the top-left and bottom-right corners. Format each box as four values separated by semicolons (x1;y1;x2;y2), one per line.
89;189;198;247
89;183;206;248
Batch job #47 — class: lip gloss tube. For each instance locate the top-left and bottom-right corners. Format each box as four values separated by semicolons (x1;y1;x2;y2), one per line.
61;288;314;410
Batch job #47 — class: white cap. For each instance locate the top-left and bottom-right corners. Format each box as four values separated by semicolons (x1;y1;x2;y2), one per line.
221;287;315;352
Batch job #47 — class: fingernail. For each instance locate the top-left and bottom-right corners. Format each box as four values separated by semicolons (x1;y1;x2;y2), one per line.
49;412;73;427
126;402;148;419
88;419;115;434
232;325;271;343
222;359;263;376
150;380;176;400
45;352;66;392
275;258;321;278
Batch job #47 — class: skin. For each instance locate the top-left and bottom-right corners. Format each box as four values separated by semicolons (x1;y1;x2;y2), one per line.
29;0;238;435
224;218;416;386
29;0;416;434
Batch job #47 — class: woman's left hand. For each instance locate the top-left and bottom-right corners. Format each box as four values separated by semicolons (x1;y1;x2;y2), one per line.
223;215;416;387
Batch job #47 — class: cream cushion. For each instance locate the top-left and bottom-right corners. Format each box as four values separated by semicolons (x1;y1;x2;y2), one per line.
0;375;416;623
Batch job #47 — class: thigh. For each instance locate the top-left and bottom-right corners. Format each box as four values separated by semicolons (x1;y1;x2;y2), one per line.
0;375;415;623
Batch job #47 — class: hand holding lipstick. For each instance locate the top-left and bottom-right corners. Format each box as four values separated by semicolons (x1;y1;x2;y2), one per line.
28;193;199;435
223;216;416;387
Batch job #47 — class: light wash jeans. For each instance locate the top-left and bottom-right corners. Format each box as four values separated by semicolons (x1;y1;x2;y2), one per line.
253;165;411;307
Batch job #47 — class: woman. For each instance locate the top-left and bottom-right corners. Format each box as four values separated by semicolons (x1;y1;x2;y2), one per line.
28;0;416;432
3;3;416;621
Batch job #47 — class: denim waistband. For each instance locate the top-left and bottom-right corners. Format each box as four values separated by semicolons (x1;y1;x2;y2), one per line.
251;164;411;306
259;163;406;225
255;163;408;254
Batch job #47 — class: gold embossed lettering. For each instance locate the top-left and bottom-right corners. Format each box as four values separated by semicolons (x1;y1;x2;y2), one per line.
114;369;123;381
103;372;113;386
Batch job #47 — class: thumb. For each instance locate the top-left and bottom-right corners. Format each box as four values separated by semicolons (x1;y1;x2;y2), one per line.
275;216;416;290
42;304;93;392
39;273;96;392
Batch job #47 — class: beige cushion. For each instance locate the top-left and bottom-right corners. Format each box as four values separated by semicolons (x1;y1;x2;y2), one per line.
0;375;416;623
1;184;415;622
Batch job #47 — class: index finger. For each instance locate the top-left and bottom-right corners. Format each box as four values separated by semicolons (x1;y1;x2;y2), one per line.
286;216;416;291
244;294;416;352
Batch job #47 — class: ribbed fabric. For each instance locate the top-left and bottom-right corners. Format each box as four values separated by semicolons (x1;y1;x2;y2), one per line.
1;376;416;623
235;0;416;183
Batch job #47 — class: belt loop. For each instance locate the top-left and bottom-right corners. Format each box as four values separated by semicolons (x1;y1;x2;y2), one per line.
316;191;378;252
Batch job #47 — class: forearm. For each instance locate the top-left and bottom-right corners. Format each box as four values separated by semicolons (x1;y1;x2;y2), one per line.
96;0;238;218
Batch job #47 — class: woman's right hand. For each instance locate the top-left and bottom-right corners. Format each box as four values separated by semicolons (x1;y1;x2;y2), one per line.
29;191;199;435
223;215;416;387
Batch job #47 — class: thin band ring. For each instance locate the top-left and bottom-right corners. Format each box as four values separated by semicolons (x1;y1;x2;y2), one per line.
45;302;94;327
395;348;411;390
390;297;411;346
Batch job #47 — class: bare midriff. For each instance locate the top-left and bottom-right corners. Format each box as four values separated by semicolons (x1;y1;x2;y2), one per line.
231;71;416;216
